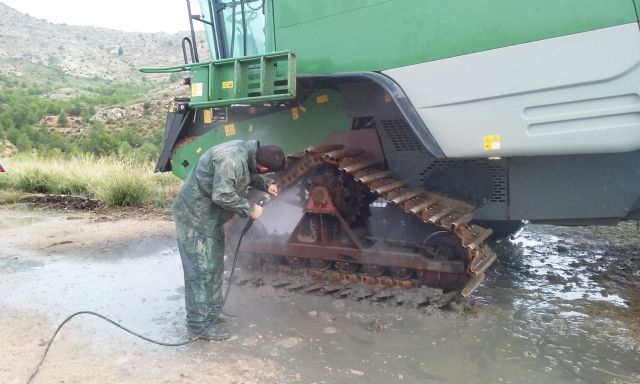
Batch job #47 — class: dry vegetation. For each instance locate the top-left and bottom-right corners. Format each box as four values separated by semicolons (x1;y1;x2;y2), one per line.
0;155;181;207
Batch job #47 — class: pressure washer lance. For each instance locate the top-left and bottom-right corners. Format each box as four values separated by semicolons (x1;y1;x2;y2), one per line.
26;194;272;384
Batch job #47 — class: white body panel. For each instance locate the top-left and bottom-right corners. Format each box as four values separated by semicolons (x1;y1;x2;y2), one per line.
383;23;640;157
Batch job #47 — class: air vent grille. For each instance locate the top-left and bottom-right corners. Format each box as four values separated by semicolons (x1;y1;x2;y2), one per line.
420;159;507;203
380;119;423;151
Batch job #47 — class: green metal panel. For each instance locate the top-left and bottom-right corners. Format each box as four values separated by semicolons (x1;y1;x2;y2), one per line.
272;0;638;74
140;51;296;108
276;0;389;27
171;89;351;179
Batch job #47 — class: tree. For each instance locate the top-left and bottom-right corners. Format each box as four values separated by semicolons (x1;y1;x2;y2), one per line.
82;123;118;156
15;133;31;152
0;113;13;133
142;101;151;115
58;110;68;127
117;127;143;148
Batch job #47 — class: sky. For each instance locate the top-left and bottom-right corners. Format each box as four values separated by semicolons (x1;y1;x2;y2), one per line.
1;0;199;33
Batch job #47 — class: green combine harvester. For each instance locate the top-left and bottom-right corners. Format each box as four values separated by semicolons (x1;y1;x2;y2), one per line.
142;0;640;297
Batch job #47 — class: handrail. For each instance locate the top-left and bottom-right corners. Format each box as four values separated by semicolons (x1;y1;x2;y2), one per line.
185;0;200;62
181;37;195;64
139;50;294;74
240;0;247;56
207;0;220;59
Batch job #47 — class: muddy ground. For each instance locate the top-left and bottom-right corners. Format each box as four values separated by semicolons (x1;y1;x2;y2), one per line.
1;203;639;384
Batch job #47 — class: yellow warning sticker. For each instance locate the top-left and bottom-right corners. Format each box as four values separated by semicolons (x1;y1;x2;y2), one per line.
316;94;329;104
483;135;501;150
291;107;299;120
222;80;234;89
203;109;212;124
168;101;174;113
224;124;236;137
196;147;202;154
191;83;203;97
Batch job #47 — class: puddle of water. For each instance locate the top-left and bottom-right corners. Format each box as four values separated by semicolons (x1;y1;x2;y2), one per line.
0;221;638;384
516;239;629;308
0;250;186;343
0;249;45;272
512;234;557;248
479;224;639;383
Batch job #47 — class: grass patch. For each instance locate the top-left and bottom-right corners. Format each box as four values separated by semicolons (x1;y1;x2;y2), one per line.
55;174;92;196
0;172;16;190
0;190;22;205
16;169;56;193
98;173;151;206
149;172;181;207
0;154;181;208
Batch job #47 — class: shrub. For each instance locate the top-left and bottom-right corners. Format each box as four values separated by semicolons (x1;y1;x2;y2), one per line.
1;155;180;208
98;172;151;206
54;175;91;196
16;169;55;193
148;172;180;207
58;110;68;127
0;173;15;190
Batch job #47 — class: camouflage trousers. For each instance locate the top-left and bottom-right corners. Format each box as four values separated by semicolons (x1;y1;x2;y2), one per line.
175;219;225;330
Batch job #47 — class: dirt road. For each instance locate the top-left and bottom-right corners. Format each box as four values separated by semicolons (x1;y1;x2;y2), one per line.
1;205;638;383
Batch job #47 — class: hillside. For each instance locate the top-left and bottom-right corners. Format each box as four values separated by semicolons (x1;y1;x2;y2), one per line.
0;2;208;82
0;2;209;158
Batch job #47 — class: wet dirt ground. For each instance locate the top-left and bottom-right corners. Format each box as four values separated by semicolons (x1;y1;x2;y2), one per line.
1;205;639;384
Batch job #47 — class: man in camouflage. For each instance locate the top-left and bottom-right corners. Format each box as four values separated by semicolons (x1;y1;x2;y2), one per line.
172;140;285;341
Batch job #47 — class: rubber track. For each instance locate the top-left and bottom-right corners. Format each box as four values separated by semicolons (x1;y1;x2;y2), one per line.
236;269;460;309
275;145;497;297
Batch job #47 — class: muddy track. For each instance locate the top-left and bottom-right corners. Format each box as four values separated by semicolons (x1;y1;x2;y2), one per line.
267;145;497;297
234;267;466;311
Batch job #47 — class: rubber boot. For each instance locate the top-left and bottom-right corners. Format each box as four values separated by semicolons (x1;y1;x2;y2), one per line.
215;312;238;324
188;325;230;341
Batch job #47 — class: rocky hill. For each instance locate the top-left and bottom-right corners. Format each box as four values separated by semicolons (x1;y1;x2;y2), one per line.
0;2;207;82
0;2;214;158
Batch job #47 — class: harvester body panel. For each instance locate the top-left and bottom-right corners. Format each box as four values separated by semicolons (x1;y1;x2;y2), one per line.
149;0;640;226
144;0;640;294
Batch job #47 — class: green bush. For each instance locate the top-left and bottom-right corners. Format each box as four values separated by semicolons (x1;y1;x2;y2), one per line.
0;173;15;190
53;176;91;196
99;173;151;206
2;154;181;209
148;172;180;207
58;109;68;126
13;168;91;196
16;169;55;193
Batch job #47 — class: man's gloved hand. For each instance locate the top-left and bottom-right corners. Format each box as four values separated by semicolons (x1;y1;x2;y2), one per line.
251;204;264;220
267;184;278;197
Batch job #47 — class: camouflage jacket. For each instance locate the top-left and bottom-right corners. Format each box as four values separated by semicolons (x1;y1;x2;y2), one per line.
172;140;272;236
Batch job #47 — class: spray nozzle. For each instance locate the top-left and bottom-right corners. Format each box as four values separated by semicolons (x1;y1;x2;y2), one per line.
257;193;271;207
